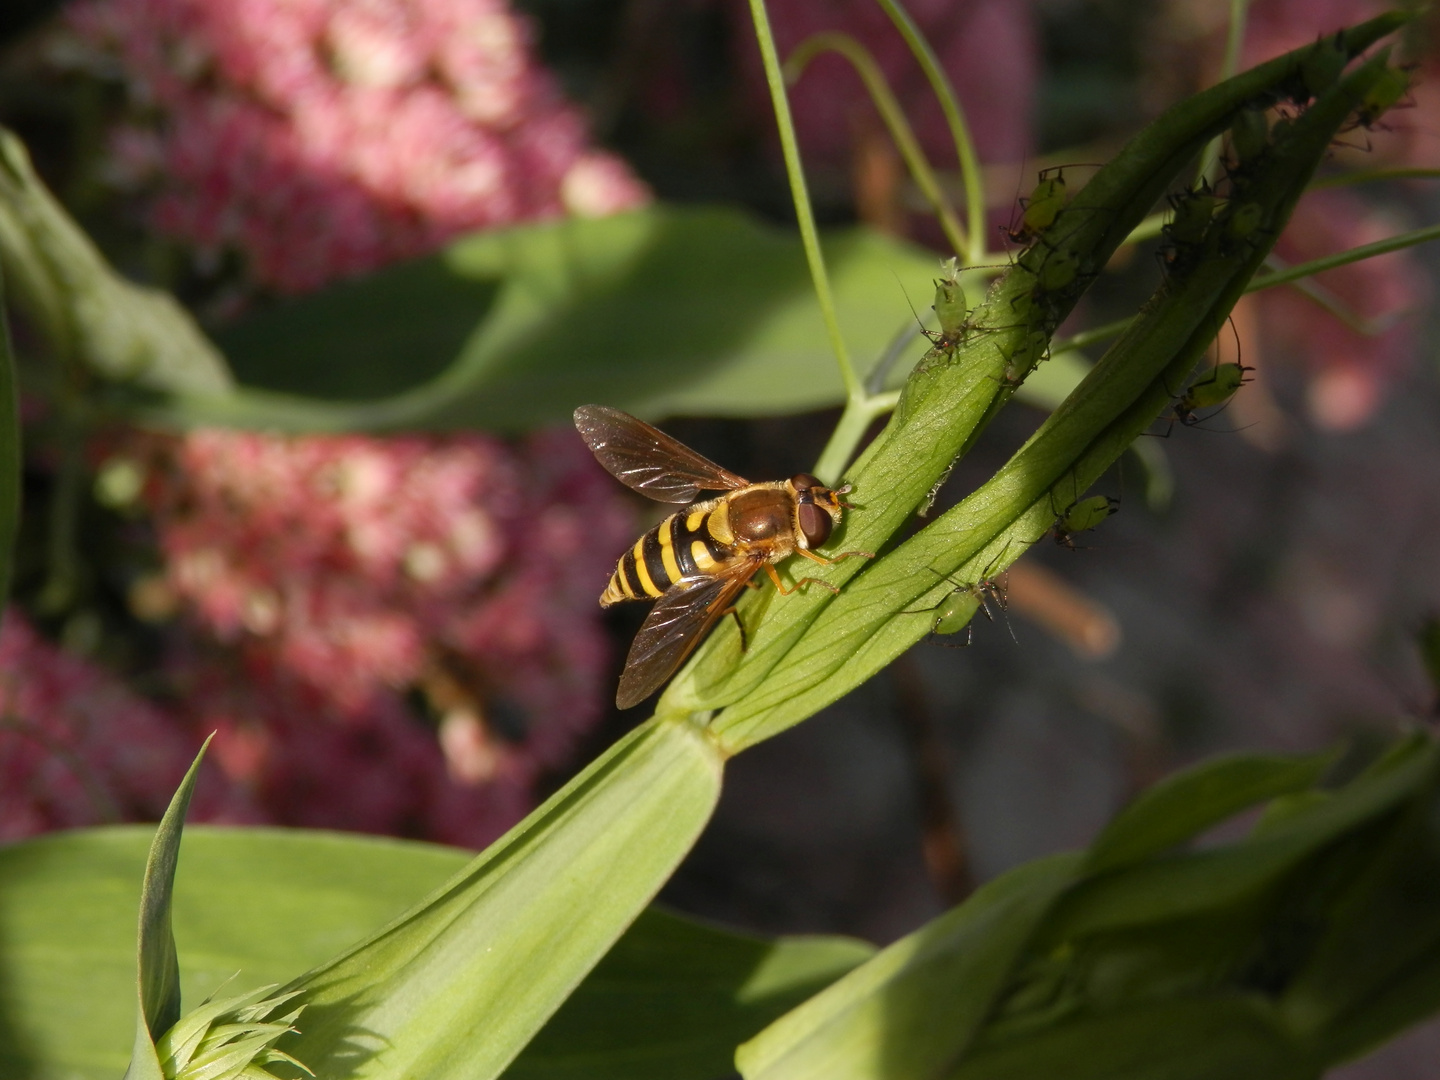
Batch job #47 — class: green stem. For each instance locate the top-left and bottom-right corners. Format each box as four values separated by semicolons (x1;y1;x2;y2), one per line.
1264;254;1398;335
1198;0;1252;184
1244;222;1440;293
1311;167;1440;189
812;391;901;484
872;0;987;265
746;0;860;399
1052;317;1134;355
1057;221;1440;355
786;32;966;258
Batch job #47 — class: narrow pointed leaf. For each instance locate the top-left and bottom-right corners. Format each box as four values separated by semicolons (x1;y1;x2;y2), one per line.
123;736;212;1080
1086;749;1339;874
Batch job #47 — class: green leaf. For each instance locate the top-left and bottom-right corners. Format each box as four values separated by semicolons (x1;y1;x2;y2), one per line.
1279;743;1440;1058
0;129;232;396
0;828;489;1079
949;995;1313;1080
1046;736;1439;943
0;255;20;607
1086;749;1338;874
0;825;868;1080
505;911;874;1080
278;716;724;1080
736;854;1081;1080
123;737;212;1080
158;205;939;433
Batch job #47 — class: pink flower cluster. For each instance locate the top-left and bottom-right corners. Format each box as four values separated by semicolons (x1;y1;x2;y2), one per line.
66;0;649;292
0;612;215;840
120;426;633;846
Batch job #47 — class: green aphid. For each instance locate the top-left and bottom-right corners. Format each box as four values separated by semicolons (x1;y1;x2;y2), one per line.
1175;362;1253;424
1225;202;1265;241
909;571;1006;645
1300;34;1347;98
1357;64;1411;128
932;256;968;344
1053;494;1118;549
1036;246;1080;292
1006;169;1070;245
1168;189;1223;248
1229;108;1269;165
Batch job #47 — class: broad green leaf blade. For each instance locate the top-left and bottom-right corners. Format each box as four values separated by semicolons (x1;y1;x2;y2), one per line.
948;995;1312;1080
159;205;938;433
0;130;232;396
1086;750;1338;874
0;826;864;1080
504;912;874;1080
0;256;19;607
280;716;724;1080
737;854;1081;1080
123;738;212;1080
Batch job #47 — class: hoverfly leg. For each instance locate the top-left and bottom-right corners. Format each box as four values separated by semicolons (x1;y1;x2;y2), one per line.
794;547;876;566
720;606;748;651
763;562;840;596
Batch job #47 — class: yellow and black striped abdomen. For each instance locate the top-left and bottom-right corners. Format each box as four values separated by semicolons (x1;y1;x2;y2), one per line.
600;499;738;606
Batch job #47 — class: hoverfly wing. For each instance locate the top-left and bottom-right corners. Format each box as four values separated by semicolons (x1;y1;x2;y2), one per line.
615;569;756;709
574;404;750;504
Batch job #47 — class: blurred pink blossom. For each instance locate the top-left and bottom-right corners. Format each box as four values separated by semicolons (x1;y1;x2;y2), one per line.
66;0;650;292
0;611;247;840
169;645;533;847
1260;189;1425;430
127;426;633;791
1162;0;1430;429
1238;0;1392;68
731;0;1038;171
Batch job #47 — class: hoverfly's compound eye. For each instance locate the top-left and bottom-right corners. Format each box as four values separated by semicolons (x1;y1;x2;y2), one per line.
790;473;822;493
797;502;833;548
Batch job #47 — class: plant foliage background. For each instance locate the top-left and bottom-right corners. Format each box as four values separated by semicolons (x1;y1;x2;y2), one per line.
0;0;1439;1078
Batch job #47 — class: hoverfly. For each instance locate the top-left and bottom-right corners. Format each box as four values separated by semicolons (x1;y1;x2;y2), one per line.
575;405;871;709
